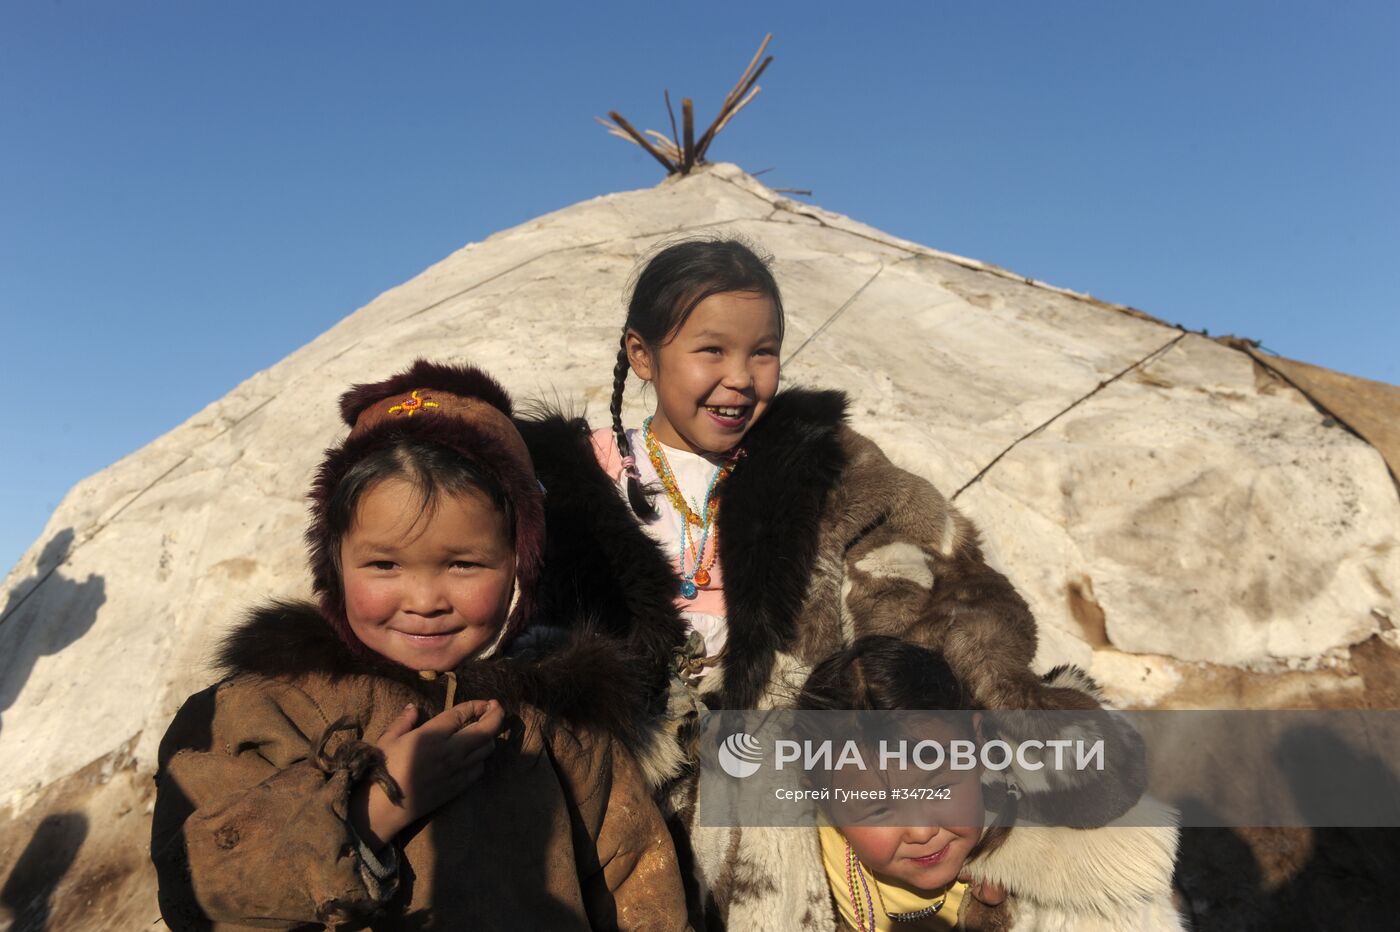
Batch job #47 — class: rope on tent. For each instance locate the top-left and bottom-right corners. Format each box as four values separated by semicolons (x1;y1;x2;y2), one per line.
952;333;1189;501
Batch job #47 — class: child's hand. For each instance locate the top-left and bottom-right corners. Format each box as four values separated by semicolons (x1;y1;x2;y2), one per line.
351;699;505;850
959;872;1007;907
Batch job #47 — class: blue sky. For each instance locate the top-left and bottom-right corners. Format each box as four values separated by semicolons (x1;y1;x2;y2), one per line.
2;1;1396;574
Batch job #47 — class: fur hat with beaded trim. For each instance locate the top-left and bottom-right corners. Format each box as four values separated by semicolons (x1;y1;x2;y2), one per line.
306;359;544;660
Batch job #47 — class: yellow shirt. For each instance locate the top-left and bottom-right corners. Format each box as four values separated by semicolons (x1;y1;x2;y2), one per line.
818;822;966;931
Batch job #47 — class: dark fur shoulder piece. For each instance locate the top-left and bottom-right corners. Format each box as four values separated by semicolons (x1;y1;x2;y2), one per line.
216;600;657;755
514;412;687;707
216;599;386;681
338;359;514;426
716;388;849;709
510;391;848;712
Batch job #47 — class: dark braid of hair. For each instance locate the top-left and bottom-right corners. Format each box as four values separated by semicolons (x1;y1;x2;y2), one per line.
610;331;658;519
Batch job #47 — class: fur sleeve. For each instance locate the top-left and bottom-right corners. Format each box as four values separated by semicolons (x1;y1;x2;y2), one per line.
961;798;1185;931
835;429;1104;712
836;448;1153;825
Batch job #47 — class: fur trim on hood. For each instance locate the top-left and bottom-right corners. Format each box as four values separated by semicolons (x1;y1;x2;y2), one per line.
217;599;681;783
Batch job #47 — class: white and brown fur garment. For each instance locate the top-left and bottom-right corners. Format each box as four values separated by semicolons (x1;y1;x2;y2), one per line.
519;389;1164;930
958;801;1185;932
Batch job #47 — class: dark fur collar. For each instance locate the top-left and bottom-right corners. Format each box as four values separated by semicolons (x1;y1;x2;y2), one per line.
715;388;848;709
516;388;849;712
218;600;656;752
515;412;690;708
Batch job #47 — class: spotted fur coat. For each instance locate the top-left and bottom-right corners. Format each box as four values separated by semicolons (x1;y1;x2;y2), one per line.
518;389;1160;930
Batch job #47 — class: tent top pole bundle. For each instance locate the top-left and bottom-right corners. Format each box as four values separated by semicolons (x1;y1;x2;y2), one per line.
597;34;773;175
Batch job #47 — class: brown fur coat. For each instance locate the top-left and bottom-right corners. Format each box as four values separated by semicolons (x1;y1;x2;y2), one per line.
151;601;688;931
518;390;1149;930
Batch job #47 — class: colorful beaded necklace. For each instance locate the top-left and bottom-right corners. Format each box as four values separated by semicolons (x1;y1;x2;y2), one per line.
843;842;878;931
642;416;736;598
844;843;948;928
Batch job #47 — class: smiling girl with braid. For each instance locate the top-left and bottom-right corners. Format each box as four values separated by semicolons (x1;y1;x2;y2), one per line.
511;238;1155;929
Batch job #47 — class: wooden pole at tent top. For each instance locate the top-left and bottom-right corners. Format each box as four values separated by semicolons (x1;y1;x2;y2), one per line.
597;34;774;176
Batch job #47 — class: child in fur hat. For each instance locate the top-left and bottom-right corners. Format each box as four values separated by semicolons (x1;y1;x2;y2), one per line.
151;360;688;931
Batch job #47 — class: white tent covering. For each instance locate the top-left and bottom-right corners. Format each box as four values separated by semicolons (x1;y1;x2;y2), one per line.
1;164;1397;928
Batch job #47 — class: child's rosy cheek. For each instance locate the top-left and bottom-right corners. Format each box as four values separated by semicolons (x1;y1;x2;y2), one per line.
345;578;394;620
469;576;515;622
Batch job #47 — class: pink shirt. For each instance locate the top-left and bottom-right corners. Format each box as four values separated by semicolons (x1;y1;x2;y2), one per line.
592;428;728;660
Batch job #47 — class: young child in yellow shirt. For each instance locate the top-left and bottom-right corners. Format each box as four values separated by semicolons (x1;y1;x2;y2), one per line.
798;636;1185;931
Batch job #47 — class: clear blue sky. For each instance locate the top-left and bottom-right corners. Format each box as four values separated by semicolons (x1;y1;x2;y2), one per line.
3;1;1396;575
